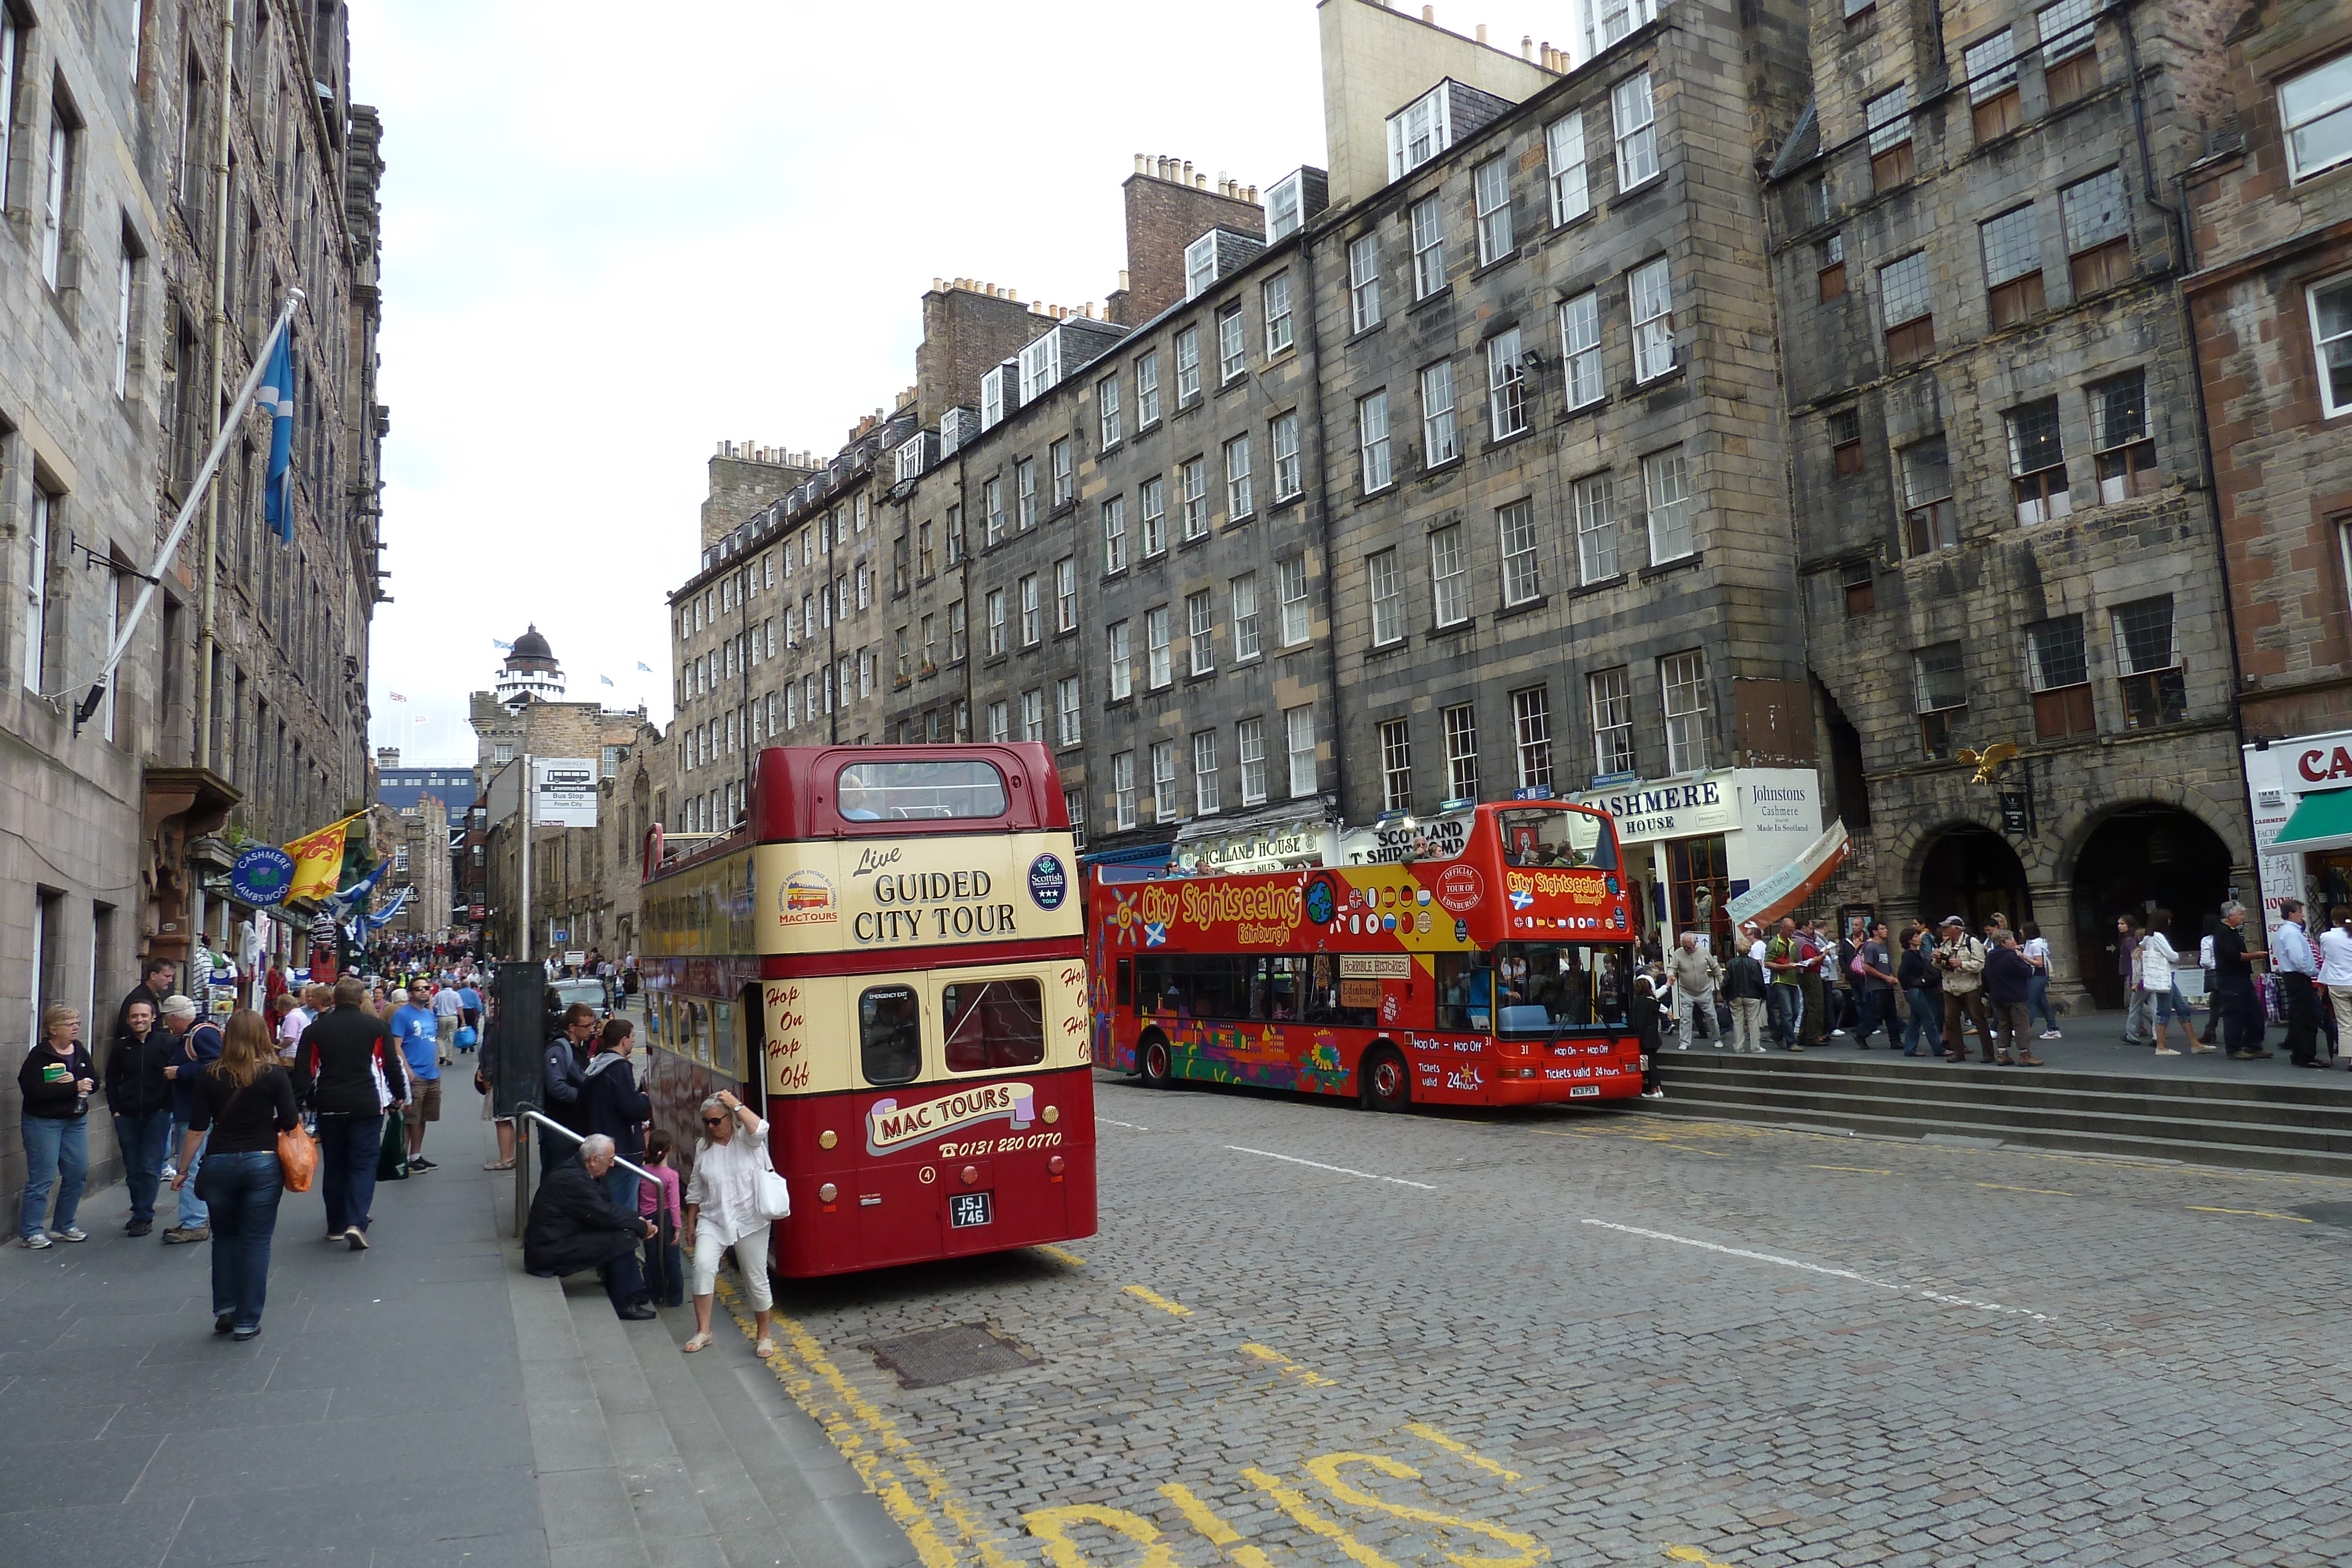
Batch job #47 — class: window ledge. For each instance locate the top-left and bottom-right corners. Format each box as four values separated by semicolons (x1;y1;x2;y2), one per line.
1410;285;1456;315
1179;531;1212;551
1347;321;1387;346
1098;440;1122;458
1571;573;1628;599
1471;248;1526;282
1495;595;1549;621
1184;670;1217;686
1639;551;1703;580
1557;394;1610;423
1628;363;1687;397
1483;427;1535;454
1360;482;1400;501
1264;342;1297;363
1268;493;1304;514
1420;454;1465;479
1426;619;1475;641
1368;637;1410;658
1135;417;1163;438
1615;172;1668;204
1215;375;1250;397
1101;567;1128;584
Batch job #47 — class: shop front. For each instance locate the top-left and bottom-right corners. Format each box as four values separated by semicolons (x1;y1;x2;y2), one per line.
1571;768;1825;951
2246;732;2352;945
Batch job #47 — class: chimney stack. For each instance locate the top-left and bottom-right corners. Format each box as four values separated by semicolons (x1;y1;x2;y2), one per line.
1522;34;1534;60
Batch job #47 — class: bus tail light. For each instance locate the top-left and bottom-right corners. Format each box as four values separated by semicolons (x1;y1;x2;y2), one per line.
961;1165;980;1186
817;1182;838;1203
1048;1156;1065;1175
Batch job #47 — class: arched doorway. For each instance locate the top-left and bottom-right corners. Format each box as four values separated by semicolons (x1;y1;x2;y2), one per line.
1919;825;2033;938
2070;806;2234;1009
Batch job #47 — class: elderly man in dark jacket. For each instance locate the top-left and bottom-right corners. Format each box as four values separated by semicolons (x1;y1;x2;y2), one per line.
524;1134;657;1319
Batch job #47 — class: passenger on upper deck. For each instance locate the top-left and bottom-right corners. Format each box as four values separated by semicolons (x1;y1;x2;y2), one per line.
837;775;881;821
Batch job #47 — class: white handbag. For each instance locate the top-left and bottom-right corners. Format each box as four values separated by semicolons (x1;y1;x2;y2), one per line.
753;1144;792;1221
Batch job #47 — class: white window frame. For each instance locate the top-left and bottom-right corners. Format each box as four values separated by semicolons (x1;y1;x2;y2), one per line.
1548;112;1591;226
1474;155;1515;266
985;589;1006;656
1590;667;1635;775
1140;476;1167;556
1181;457;1209;539
22;489;51;693
1612;72;1658;189
1193;729;1221;815
1264;272;1294;355
1359;389;1393;492
1278;556;1310;647
1188;589;1215;675
2281;52;2352;182
1175;326;1201;403
1442;704;1480;802
1411;196;1446;299
1218;304;1246;383
1512;687;1554;791
1284;705;1317;797
2310;272;2352;420
1016;458;1037;530
1225;433;1254;520
1488;327;1528;437
1184;233;1218;300
1112;751;1137;829
1271;412;1301;501
1560;290;1604;408
1379;719;1414;812
987;700;1010;744
1097;375;1122;447
1268;170;1307;241
1152;740;1180;824
1644;446;1694;564
41;113;71;289
1431;524;1469;627
1021;688;1044;743
1369;548;1404;646
1388;83;1453;179
1146;605;1172;688
1498;500;1540;606
1057;676;1083;748
1630;257;1675;381
1055;556;1077;633
1349;233;1382;332
1232;573;1261;661
1108;621;1131;701
1018;330;1063;404
1237;717;1268;807
1020;573;1040;646
1661;650;1712;774
1421;360;1458;466
1103;496;1128;573
1137;350;1162;426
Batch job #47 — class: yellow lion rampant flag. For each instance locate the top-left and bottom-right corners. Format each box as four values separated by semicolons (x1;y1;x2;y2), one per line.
285;813;363;903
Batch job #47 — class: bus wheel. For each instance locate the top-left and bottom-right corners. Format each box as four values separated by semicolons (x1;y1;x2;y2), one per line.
1140;1034;1177;1089
1361;1045;1410;1112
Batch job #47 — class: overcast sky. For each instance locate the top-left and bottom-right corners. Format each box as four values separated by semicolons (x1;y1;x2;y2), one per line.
352;0;1576;765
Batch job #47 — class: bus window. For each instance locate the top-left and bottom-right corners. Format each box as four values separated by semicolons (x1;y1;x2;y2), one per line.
1435;952;1493;1032
942;978;1045;1072
836;758;1008;821
713;999;737;1076
1492;941;1631;1028
859;985;923;1084
1116;958;1133;1008
1499;807;1616;871
687;1000;709;1064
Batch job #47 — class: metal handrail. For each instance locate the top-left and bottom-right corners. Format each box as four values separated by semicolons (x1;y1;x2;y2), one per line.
519;1108;657;1185
510;1105;658;1238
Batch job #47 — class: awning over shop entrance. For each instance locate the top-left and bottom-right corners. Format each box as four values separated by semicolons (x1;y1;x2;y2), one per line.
2271;788;2352;854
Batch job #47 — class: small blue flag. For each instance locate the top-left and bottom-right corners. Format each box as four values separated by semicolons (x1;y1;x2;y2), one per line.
492;638;514;651
600;674;614;687
635;661;653;672
260;326;296;543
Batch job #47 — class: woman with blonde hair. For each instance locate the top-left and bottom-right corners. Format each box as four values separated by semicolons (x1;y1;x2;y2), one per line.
172;1008;299;1339
680;1089;779;1356
16;1004;95;1247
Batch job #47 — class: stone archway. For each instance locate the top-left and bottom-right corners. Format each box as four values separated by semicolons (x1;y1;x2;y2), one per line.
1917;824;2034;935
2069;805;2236;1010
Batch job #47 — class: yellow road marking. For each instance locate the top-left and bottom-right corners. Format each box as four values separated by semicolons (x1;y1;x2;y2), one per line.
2187;1206;2311;1222
1807;1165;1893;1174
1240;1343;1338;1387
1664;1546;1737;1567
716;1277;1015;1568
1241;1467;1404;1568
1033;1243;1088;1268
1124;1284;1194;1316
1977;1183;2073;1195
1404;1422;1522;1483
1161;1484;1279;1568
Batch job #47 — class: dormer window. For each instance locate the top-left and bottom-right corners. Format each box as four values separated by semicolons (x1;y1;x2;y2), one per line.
1387;85;1454;181
1268;175;1303;240
1185;234;1218;299
1018;332;1063;404
981;366;1006;430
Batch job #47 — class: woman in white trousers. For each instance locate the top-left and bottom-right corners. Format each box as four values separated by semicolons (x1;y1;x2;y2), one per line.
680;1088;777;1356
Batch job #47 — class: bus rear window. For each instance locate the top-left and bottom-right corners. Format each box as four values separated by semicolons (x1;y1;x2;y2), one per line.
859;985;923;1085
836;760;1008;821
1499;807;1615;871
942;979;1045;1072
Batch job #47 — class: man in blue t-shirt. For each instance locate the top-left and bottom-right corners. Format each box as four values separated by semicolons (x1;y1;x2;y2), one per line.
457;982;483;1044
388;988;443;1171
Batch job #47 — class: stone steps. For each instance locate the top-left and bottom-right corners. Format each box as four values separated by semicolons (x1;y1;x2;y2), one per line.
1639;1052;2352;1176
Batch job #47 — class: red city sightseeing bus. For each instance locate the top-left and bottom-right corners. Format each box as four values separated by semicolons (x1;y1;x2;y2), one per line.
1092;801;1642;1109
639;743;1094;1277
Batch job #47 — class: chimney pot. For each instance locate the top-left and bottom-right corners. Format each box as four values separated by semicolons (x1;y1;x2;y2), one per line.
1182;159;1194;184
1118;268;1130;290
1423;4;1435;21
1522;33;1533;59
1247;185;1257;203
1476;22;1487;43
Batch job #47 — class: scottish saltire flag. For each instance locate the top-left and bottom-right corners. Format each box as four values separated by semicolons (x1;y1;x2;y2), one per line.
600;674;614;687
636;661;653;672
493;638;514;651
260;327;296;543
332;858;390;909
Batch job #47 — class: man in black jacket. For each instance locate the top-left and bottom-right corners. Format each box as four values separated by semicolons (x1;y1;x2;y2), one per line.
116;958;176;1041
103;998;176;1235
524;1135;657;1319
539;1004;598;1175
577;1019;652;1213
295;976;410;1250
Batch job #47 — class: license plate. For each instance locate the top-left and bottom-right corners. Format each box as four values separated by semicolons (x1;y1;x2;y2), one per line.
1569;1085;1601;1098
949;1191;994;1228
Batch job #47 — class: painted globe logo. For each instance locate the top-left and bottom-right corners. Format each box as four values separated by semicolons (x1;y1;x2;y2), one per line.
1304;877;1337;926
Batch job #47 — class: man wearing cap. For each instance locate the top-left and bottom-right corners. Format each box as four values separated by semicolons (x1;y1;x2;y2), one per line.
156;995;220;1243
1935;917;1993;1063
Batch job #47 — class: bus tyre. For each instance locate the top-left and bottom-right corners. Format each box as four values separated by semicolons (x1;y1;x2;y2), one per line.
1140;1034;1177;1090
1360;1045;1409;1113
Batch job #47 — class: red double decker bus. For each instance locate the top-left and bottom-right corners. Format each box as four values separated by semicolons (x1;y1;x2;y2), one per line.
639;744;1094;1276
1091;800;1641;1109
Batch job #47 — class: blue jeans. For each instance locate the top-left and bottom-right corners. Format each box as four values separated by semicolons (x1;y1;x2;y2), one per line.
112;1108;173;1225
18;1115;88;1238
1768;984;1803;1046
1903;988;1946;1055
1854;988;1883;1044
204;1151;285;1329
2027;972;2060;1033
177;1132;210;1229
317;1114;383;1234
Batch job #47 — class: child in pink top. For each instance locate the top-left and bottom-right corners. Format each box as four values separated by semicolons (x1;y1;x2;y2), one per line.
638;1129;685;1308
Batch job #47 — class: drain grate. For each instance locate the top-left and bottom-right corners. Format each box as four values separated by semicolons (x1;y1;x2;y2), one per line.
866;1322;1040;1388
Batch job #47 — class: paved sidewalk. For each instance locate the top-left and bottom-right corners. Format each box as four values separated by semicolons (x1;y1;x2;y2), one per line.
0;1102;908;1568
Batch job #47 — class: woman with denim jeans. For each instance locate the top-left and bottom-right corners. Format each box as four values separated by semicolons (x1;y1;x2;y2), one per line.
2020;922;2063;1039
1897;932;1946;1058
16;1005;95;1247
172;1010;299;1340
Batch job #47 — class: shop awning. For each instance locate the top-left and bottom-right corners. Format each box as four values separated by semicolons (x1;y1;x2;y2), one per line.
2272;788;2352;853
1725;820;1852;928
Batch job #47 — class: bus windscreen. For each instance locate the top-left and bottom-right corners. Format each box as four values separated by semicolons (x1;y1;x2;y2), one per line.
837;759;1009;820
1498;806;1616;870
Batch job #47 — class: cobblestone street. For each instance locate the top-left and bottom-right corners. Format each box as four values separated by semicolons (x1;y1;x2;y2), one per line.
739;1074;2352;1568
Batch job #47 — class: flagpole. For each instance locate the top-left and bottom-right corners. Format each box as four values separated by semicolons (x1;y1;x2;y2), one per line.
55;292;305;723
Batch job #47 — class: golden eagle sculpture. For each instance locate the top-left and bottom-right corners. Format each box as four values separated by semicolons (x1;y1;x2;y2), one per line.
1955;741;2019;786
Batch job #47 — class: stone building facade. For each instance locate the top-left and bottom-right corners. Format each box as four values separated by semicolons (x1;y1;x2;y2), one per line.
379;788;450;943
2182;1;2352;940
1765;0;2247;1005
2;0;385;1209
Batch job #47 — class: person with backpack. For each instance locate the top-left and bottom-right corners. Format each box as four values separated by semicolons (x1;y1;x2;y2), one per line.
294;976;410;1250
159;995;223;1245
1935;917;1993;1063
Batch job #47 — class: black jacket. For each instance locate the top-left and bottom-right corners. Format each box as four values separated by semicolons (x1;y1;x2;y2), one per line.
115;982;164;1042
104;1025;175;1118
294;1004;410;1116
523;1155;646;1277
577;1051;652;1154
542;1035;591;1128
1721;951;1769;1001
17;1042;92;1120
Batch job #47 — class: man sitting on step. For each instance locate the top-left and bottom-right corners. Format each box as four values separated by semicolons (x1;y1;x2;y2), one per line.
524;1134;659;1320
